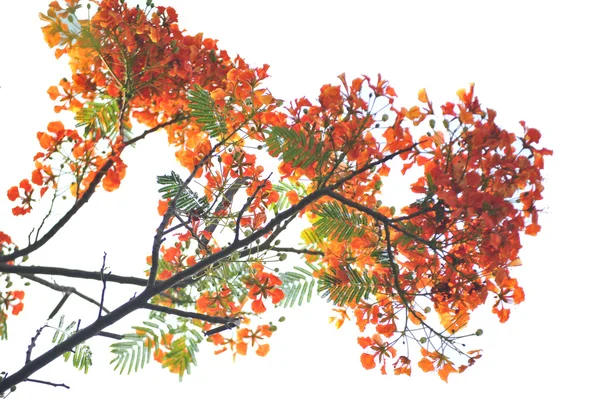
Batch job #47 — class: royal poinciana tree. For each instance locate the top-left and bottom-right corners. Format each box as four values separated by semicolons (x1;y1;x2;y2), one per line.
0;0;552;394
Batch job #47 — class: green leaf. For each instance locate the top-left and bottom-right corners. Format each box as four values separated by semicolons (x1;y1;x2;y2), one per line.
317;265;379;306
313;201;369;241
265;126;332;172
75;98;132;140
187;85;227;138
279;264;321;308
156;171;209;214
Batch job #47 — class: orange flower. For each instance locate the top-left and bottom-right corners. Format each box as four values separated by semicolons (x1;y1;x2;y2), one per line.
418;348;458;382
157;199;169;216
0;231;12;245
360;353;376;370
286;190;299;205
256;343;270;357
7;187;19;201
2;291;25;316
393;356;412;376
357;334;397;373
245;267;284;314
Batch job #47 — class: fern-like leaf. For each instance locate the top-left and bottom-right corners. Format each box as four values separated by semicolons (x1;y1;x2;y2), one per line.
265;126;331;170
75;99;131;140
156;171;209;214
279;264;320;307
72;345;93;373
110;321;160;375
317;266;379;306
161;334;201;381
110;333;156;375
51;316;93;373
192;260;249;302
270;181;308;214
313;201;369;241
187;85;227;138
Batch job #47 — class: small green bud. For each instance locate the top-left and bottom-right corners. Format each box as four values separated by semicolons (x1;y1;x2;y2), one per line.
475;329;483;336
381;114;389;122
279;316;286;322
419;337;427;344
269;325;278;332
279;253;287;261
274;239;281;246
424;306;431;313
429;119;436;129
443;119;450;129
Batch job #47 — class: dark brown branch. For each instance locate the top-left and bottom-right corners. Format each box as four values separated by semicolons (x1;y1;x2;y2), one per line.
148;135;235;286
270;246;324;257
124;114;190;146
0;145;415;392
21;274;111;315
0;115;187;264
204;319;241;336
0;264;147;287
325;190;434;247
0;158;114;263
143;303;237;325
390;201;444;222
97;331;123;340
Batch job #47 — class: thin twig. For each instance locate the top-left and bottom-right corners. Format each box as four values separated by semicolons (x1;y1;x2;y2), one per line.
24;378;69;389
0;158;115;263
47;292;71;321
0;116;188;264
124;114;190;146
19;274;111;314
98;253;109;319
325;190;434;247
25;325;47;364
270;246;324;257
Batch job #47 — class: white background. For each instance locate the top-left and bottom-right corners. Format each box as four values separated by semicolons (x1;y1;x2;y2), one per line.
1;0;598;398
